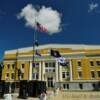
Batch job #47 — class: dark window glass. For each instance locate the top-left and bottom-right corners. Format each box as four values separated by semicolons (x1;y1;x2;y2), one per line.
96;61;100;66
52;62;55;67
67;72;70;76
92;83;96;88
22;64;25;69
6;73;9;77
7;64;10;69
78;71;82;78
79;84;83;89
62;72;66;78
63;84;66;89
45;63;48;67
53;69;55;72
36;73;38;79
12;64;15;69
21;73;24;79
77;61;81;66
49;63;52;67
11;73;14;79
91;71;95;78
97;71;100;77
67;84;69;89
90;61;94;66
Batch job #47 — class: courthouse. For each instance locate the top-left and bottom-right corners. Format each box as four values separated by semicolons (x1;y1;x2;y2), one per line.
1;44;100;90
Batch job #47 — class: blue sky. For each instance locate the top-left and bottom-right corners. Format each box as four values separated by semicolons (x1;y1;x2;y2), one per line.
0;0;100;60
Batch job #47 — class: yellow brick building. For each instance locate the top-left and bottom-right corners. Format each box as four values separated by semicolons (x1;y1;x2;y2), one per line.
1;44;100;90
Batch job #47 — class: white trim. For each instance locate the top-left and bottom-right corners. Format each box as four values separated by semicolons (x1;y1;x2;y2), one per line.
69;59;73;81
5;50;17;54
4;44;100;55
29;62;32;80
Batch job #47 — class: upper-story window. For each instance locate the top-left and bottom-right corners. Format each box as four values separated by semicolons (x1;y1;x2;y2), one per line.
32;62;39;67
5;73;9;80
12;64;15;69
6;73;9;77
97;71;100;78
45;62;55;67
7;64;10;69
96;61;100;66
78;71;82;79
91;71;95;79
90;61;94;66
45;62;55;72
11;73;14;79
21;73;24;79
21;64;25;69
77;61;81;67
62;72;70;78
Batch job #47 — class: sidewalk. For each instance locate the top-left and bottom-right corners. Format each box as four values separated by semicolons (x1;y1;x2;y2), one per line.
1;91;100;100
0;93;39;100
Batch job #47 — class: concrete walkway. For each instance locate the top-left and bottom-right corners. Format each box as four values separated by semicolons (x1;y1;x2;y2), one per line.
1;91;100;100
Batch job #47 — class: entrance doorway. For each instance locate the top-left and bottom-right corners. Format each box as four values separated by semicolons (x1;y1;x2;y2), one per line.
47;77;54;88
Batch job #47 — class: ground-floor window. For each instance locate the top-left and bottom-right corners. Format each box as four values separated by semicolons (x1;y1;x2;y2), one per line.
79;83;83;89
63;84;69;89
92;83;96;88
32;73;38;79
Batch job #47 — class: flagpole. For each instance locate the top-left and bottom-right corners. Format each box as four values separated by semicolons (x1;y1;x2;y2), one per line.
32;26;36;80
32;19;37;80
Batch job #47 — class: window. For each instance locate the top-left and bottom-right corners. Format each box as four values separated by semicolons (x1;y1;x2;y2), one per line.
63;84;66;89
11;73;14;79
78;71;82;79
53;69;55;72
21;73;24;79
96;61;100;66
32;62;39;67
32;73;38;79
36;73;38;79
67;84;69;89
6;73;9;77
45;62;55;72
12;64;15;69
77;61;81;66
7;64;10;69
67;72;70;77
79;84;83;89
45;63;48;67
91;71;95;78
52;62;55;67
92;83;96;88
21;64;25;69
63;84;69;89
62;72;70;78
5;73;9;80
62;72;66;78
90;61;94;66
97;71;100;77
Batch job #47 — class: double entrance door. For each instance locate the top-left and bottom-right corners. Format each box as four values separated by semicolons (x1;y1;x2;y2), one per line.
47;77;54;88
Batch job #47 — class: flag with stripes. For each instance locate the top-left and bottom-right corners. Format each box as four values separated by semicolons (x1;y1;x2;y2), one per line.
36;22;48;32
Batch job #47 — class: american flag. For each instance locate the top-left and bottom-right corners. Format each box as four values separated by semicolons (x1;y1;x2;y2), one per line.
36;22;48;32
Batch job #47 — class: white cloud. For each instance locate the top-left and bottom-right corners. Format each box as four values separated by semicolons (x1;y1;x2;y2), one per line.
17;4;62;35
88;3;99;13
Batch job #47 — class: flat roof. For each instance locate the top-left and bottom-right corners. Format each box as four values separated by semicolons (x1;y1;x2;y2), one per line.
5;44;100;54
